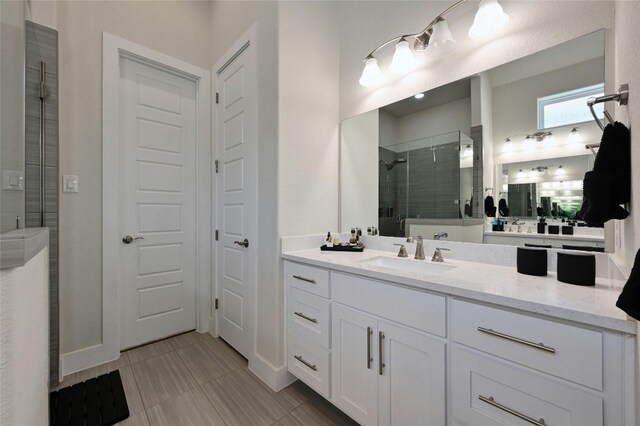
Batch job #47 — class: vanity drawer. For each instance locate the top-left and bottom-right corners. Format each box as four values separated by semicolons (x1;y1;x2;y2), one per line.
452;346;603;426
332;272;446;337
287;333;330;398
286;262;330;298
288;287;331;349
451;299;603;390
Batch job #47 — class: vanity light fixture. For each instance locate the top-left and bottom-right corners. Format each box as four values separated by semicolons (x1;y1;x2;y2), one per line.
359;0;509;87
523;135;534;150
502;137;512;153
389;37;416;74
415;93;425;99
569;127;582;143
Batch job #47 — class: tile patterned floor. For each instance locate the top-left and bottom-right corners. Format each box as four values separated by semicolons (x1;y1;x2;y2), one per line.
53;332;357;426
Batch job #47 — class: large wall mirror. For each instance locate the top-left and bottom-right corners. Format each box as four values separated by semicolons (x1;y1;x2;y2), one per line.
340;30;607;250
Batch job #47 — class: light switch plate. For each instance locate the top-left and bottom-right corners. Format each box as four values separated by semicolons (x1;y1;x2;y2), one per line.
2;170;24;191
62;175;79;193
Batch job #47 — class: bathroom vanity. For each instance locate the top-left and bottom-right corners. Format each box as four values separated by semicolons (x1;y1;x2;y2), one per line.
282;243;635;426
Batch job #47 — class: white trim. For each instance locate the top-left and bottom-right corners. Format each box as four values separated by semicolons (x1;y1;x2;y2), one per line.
212;24;258;363
249;353;296;392
73;32;212;377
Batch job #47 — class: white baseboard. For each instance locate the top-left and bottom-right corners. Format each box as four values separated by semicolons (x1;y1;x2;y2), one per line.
249;353;296;391
59;343;119;379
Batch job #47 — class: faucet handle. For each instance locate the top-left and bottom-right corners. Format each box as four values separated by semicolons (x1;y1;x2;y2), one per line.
406;237;414;243
436;247;450;251
394;244;408;258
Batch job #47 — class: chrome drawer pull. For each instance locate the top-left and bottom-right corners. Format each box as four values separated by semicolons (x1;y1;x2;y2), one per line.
293;275;316;284
378;331;385;375
294;311;317;323
366;326;373;369
294;355;317;371
477;327;556;354
479;395;546;426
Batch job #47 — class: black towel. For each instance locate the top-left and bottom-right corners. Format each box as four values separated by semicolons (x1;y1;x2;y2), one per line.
616;249;640;321
582;122;630;223
484;196;496;217
464;202;471;217
498;198;509;217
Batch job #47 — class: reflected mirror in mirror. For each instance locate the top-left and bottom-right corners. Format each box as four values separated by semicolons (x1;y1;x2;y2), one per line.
340;29;606;250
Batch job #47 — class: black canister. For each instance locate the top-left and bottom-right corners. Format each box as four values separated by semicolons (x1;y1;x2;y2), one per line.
517;247;548;276
557;252;596;286
548;225;560;234
537;223;547;234
561;225;574;235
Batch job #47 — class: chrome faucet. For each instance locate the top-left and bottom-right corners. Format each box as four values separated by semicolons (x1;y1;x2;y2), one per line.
394;244;408;258
414;236;425;260
434;232;448;241
431;247;450;263
512;218;523;225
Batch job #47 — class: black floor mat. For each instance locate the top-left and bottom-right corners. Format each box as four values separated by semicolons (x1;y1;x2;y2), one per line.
49;370;130;426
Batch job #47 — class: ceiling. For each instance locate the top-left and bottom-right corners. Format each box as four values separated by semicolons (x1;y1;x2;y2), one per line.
381;78;471;117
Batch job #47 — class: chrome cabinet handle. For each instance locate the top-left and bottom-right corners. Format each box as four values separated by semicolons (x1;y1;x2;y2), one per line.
294;355;317;371
477;327;556;354
366;327;373;369
292;275;316;284
294;311;317;323
378;331;385;375
234;238;249;248
122;235;144;244
479;395;546;426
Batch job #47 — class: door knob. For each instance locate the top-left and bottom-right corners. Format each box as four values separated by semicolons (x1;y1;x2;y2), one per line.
234;238;249;248
122;235;144;244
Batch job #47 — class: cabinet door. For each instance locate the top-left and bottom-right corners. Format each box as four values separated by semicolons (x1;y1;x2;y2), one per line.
378;320;446;426
331;304;379;426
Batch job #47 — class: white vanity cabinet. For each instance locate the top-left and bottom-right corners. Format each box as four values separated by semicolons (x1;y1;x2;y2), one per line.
284;259;635;426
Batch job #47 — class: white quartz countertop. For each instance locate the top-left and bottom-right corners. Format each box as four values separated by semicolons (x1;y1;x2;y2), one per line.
282;248;635;334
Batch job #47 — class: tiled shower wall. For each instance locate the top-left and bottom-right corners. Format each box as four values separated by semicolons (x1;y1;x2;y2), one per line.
471;125;483;219
25;21;59;385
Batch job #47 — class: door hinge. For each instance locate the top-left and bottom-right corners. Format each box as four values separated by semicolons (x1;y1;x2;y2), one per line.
216;92;219;104
215;159;219;173
215;298;219;310
215;229;219;241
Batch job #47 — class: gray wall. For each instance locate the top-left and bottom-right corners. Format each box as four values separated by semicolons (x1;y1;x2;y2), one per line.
24;20;59;385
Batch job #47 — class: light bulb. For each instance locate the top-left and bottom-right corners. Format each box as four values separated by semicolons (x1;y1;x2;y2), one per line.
517;169;524;178
523;135;533;150
359;57;383;87
429;19;456;50
544;132;555;146
468;0;510;40
556;165;565;176
389;38;416;74
463;144;473;158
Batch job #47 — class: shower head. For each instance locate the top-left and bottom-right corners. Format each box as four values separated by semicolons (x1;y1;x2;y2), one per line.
381;158;407;171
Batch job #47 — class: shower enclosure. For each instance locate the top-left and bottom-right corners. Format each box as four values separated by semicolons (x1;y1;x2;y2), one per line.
378;131;475;237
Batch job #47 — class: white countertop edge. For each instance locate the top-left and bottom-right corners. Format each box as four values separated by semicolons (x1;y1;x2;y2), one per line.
282;249;636;335
0;228;49;270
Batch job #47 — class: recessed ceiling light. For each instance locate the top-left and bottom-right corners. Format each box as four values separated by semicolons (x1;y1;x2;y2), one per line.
415;93;425;99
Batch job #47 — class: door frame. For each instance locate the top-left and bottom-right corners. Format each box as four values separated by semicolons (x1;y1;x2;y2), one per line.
211;25;258;358
97;33;211;368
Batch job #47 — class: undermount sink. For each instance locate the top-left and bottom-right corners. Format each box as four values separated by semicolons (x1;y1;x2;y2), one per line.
360;256;456;276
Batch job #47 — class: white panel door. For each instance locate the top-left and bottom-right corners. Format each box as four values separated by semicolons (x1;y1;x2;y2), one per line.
331;304;379;426
216;44;256;359
378;320;446;426
119;57;197;349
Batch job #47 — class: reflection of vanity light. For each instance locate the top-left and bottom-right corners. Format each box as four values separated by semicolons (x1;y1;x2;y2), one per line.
572;180;582;189
562;181;570;188
517;169;524;178
523;135;534;150
542;182;551;188
414;93;425;99
544;132;555;146
463;144;473;157
563;190;572;195
552;181;560;188
389;38;416;74
528;168;537;178
502;184;508;192
502;138;512;153
556;165;565;175
569;127;582;144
